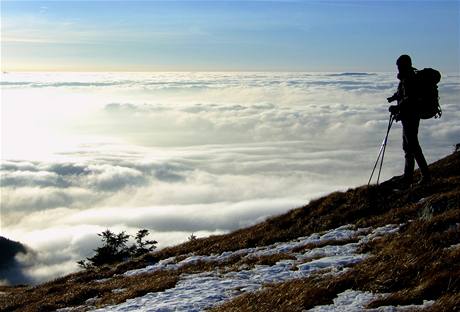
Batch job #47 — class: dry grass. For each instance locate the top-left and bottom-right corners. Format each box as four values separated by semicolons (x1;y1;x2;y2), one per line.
424;293;460;312
357;208;460;309
0;270;179;312
2;152;459;312
94;271;179;307
212;209;459;311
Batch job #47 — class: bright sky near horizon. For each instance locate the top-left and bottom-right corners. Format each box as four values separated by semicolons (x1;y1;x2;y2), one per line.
1;0;459;72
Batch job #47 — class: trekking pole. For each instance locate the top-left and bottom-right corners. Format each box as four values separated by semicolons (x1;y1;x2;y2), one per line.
376;114;395;184
368;114;395;185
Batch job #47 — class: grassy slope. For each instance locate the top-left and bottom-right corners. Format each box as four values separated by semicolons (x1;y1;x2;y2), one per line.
1;152;459;312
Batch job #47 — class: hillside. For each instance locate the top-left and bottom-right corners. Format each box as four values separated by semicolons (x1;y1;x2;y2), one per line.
1;150;459;312
0;237;30;286
0;237;27;270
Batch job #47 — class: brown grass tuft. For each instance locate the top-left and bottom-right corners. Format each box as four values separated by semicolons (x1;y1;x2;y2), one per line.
0;270;179;312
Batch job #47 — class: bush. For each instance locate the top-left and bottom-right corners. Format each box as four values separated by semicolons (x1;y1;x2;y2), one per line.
78;229;157;269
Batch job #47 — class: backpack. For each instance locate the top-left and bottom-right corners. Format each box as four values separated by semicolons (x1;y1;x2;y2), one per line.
415;68;442;119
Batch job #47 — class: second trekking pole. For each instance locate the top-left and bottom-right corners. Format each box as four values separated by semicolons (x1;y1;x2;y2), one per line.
368;114;395;185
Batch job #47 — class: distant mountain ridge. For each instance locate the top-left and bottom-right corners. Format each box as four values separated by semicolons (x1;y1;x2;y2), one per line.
0;236;31;286
0;237;27;269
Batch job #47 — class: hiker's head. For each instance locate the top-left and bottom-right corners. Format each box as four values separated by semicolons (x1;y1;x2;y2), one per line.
396;55;412;73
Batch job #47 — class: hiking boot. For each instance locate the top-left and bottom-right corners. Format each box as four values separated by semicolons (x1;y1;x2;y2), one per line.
395;179;412;190
386;175;412;190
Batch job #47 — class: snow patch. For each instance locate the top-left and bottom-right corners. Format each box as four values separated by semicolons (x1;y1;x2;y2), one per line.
307;289;435;311
123;224;373;277
112;288;127;294
447;243;460;251
94;278;111;284
92;224;400;312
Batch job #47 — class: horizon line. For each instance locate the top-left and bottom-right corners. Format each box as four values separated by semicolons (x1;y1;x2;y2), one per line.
1;69;392;74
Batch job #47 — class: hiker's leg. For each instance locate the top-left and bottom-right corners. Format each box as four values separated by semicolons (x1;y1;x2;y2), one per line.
414;145;430;178
403;118;430;179
402;119;416;183
408;118;430;177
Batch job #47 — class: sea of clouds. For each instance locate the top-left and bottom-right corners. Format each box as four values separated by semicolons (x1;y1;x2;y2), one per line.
1;71;459;285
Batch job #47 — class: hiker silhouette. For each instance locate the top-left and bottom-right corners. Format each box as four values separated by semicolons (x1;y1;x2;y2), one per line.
387;54;431;186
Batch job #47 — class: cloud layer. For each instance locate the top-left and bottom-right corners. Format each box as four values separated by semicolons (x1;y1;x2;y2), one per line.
1;71;459;285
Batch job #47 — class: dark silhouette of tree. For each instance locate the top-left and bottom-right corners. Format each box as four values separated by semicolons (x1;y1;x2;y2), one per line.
188;233;197;242
78;229;157;269
133;229;158;257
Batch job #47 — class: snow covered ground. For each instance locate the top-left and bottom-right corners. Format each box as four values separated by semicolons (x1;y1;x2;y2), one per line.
80;224;430;311
308;289;434;312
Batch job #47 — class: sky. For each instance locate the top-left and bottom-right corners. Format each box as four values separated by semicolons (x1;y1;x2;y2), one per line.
1;0;459;72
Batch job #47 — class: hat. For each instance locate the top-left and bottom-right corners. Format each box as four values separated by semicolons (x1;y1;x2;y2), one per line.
396;55;412;68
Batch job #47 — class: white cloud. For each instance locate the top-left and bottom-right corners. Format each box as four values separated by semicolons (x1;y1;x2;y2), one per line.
1;71;459;284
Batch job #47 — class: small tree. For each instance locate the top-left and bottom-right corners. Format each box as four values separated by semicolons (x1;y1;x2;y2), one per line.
188;233;197;242
87;230;130;266
133;229;157;257
78;229;157;269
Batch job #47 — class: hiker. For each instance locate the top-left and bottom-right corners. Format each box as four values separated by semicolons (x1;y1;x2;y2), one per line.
387;55;431;186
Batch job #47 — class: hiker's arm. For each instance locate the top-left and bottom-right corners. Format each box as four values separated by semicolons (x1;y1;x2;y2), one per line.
387;93;399;103
387;82;403;103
